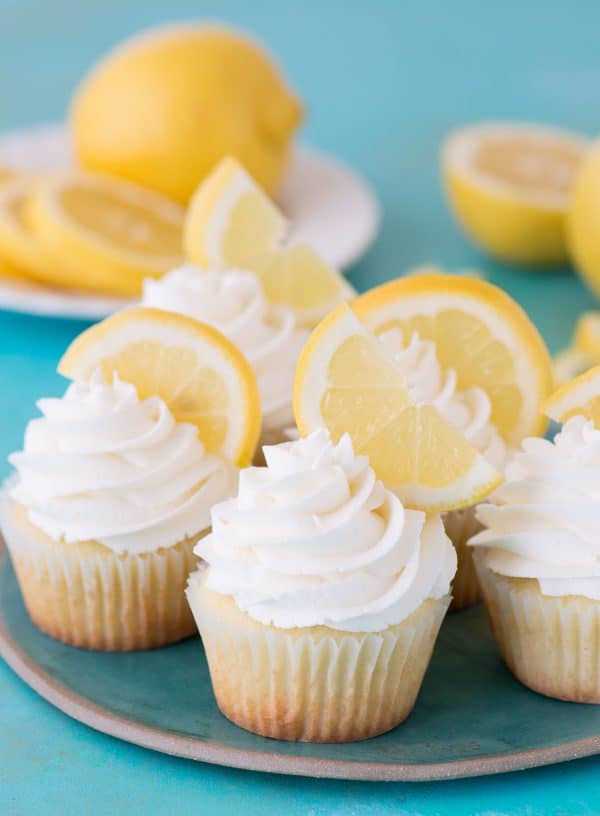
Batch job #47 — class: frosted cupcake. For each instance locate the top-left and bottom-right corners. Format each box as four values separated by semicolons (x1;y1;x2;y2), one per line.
186;429;456;742
470;416;600;703
142;266;309;447
379;329;508;610
2;370;237;651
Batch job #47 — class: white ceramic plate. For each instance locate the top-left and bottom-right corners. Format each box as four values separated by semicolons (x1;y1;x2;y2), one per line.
0;124;380;320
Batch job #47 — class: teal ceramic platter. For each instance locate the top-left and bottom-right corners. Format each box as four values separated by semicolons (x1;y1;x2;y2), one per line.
0;540;598;781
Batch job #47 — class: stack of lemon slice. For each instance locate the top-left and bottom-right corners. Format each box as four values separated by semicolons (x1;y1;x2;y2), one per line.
0;171;185;294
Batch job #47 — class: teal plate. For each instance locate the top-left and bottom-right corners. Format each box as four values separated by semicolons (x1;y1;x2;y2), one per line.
0;540;598;781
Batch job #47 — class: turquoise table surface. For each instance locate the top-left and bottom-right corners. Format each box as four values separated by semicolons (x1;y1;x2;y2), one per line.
1;0;600;813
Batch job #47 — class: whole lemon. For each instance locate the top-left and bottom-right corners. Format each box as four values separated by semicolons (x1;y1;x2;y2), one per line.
569;141;600;298
70;24;303;203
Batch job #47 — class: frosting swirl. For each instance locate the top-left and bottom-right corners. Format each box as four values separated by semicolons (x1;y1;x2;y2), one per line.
9;370;237;554
142;266;309;434
379;329;507;470
192;429;456;631
470;416;600;599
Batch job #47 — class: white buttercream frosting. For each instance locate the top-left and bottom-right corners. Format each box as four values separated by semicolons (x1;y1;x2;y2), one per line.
9;370;237;554
191;429;456;631
470;416;600;599
379;329;508;471
142;266;309;435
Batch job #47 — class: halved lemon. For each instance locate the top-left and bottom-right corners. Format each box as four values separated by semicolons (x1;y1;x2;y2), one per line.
247;243;355;327
443;122;588;266
0;177;51;281
544;364;600;427
27;172;184;295
352;273;553;445
59;307;261;466
184;156;287;269
294;303;501;512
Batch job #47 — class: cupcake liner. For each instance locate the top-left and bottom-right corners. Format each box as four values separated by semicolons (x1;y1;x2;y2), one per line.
187;574;450;742
1;498;201;651
444;506;483;612
475;554;600;703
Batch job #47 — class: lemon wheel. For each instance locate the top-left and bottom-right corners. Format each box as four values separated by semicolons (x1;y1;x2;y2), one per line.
59;307;261;466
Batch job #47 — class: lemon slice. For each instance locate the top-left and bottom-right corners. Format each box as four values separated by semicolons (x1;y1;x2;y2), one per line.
184;156;287;269
27;172;184;295
0;177;51;281
294;303;501;512
443;122;588;266
572;311;600;360
58;307;261;466
544;365;600;426
353;273;552;445
247;243;355;327
552;346;594;387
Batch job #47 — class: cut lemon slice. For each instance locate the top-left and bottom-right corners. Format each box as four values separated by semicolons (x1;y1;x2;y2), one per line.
573;311;600;360
552;346;594;387
353;273;553;445
443;122;588;266
544;365;600;426
294;303;501;512
27;172;184;295
0;177;51;281
247;243;355;327
184;156;287;269
58;307;261;466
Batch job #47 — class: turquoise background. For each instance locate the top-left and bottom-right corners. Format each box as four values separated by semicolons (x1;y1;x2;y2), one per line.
1;0;600;813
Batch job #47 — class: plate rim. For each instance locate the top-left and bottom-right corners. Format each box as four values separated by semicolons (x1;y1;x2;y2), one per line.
0;541;598;782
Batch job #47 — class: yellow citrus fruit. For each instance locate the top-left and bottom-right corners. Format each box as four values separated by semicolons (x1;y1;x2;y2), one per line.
552;312;600;386
27;172;184;295
552;346;594;387
294;303;501;512
184;156;287;269
247;244;356;327
58;307;261;466
443;122;588;266
352;273;553;445
71;25;303;203
543;364;600;427
568;142;600;298
573;311;600;359
0;177;51;282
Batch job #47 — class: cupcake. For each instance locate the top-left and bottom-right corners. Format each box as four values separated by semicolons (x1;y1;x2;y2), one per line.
470;416;600;703
186;429;456;742
2;369;237;651
378;328;509;610
142;266;309;447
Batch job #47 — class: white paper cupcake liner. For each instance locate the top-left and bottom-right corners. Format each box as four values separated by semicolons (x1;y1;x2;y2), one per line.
187;573;450;742
444;506;483;611
475;554;600;703
1;498;201;651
